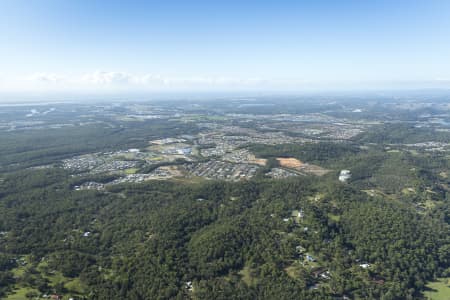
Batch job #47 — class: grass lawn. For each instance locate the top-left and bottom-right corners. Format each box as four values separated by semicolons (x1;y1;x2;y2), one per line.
285;262;304;280
424;278;450;300
401;187;416;195
238;265;258;286
124;167;139;174
38;264;87;295
362;189;397;200
5;287;39;300
386;149;401;153
307;193;325;202
11;265;26;277
171;176;206;184
6;259;88;300
327;213;340;222
424;200;437;210
65;277;87;295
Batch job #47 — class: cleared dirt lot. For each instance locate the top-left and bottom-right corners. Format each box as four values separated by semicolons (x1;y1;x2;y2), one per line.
276;157;329;176
276;157;304;168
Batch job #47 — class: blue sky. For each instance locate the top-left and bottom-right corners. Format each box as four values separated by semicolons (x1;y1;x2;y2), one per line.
1;0;450;93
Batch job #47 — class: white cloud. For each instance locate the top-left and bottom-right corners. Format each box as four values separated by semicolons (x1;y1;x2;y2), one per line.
29;73;65;83
3;71;450;94
21;71;280;91
81;71;134;85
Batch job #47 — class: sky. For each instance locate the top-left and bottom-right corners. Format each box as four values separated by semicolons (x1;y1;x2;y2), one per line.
1;0;450;95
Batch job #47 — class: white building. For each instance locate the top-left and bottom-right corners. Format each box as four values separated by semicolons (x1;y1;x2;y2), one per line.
339;170;351;182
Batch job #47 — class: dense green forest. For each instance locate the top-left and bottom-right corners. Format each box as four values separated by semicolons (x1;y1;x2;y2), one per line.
354;124;450;144
0;163;449;299
0;119;450;299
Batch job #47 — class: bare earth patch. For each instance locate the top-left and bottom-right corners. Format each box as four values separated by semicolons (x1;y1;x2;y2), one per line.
303;164;330;176
277;157;329;176
277;157;304;168
248;154;267;166
159;165;183;177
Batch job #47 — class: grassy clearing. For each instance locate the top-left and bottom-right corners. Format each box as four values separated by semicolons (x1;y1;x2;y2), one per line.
65;277;87;294
124;168;139;174
171;176;206;184
401;187;416;195
285;263;303;279
386;149;401;153
327;213;340;222
6;259;88;300
361;189;396;200
11;265;26;278
424;278;450;300
5;287;39;300
424;200;436;210
238;265;258;286
307;193;325;202
408;149;419;156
